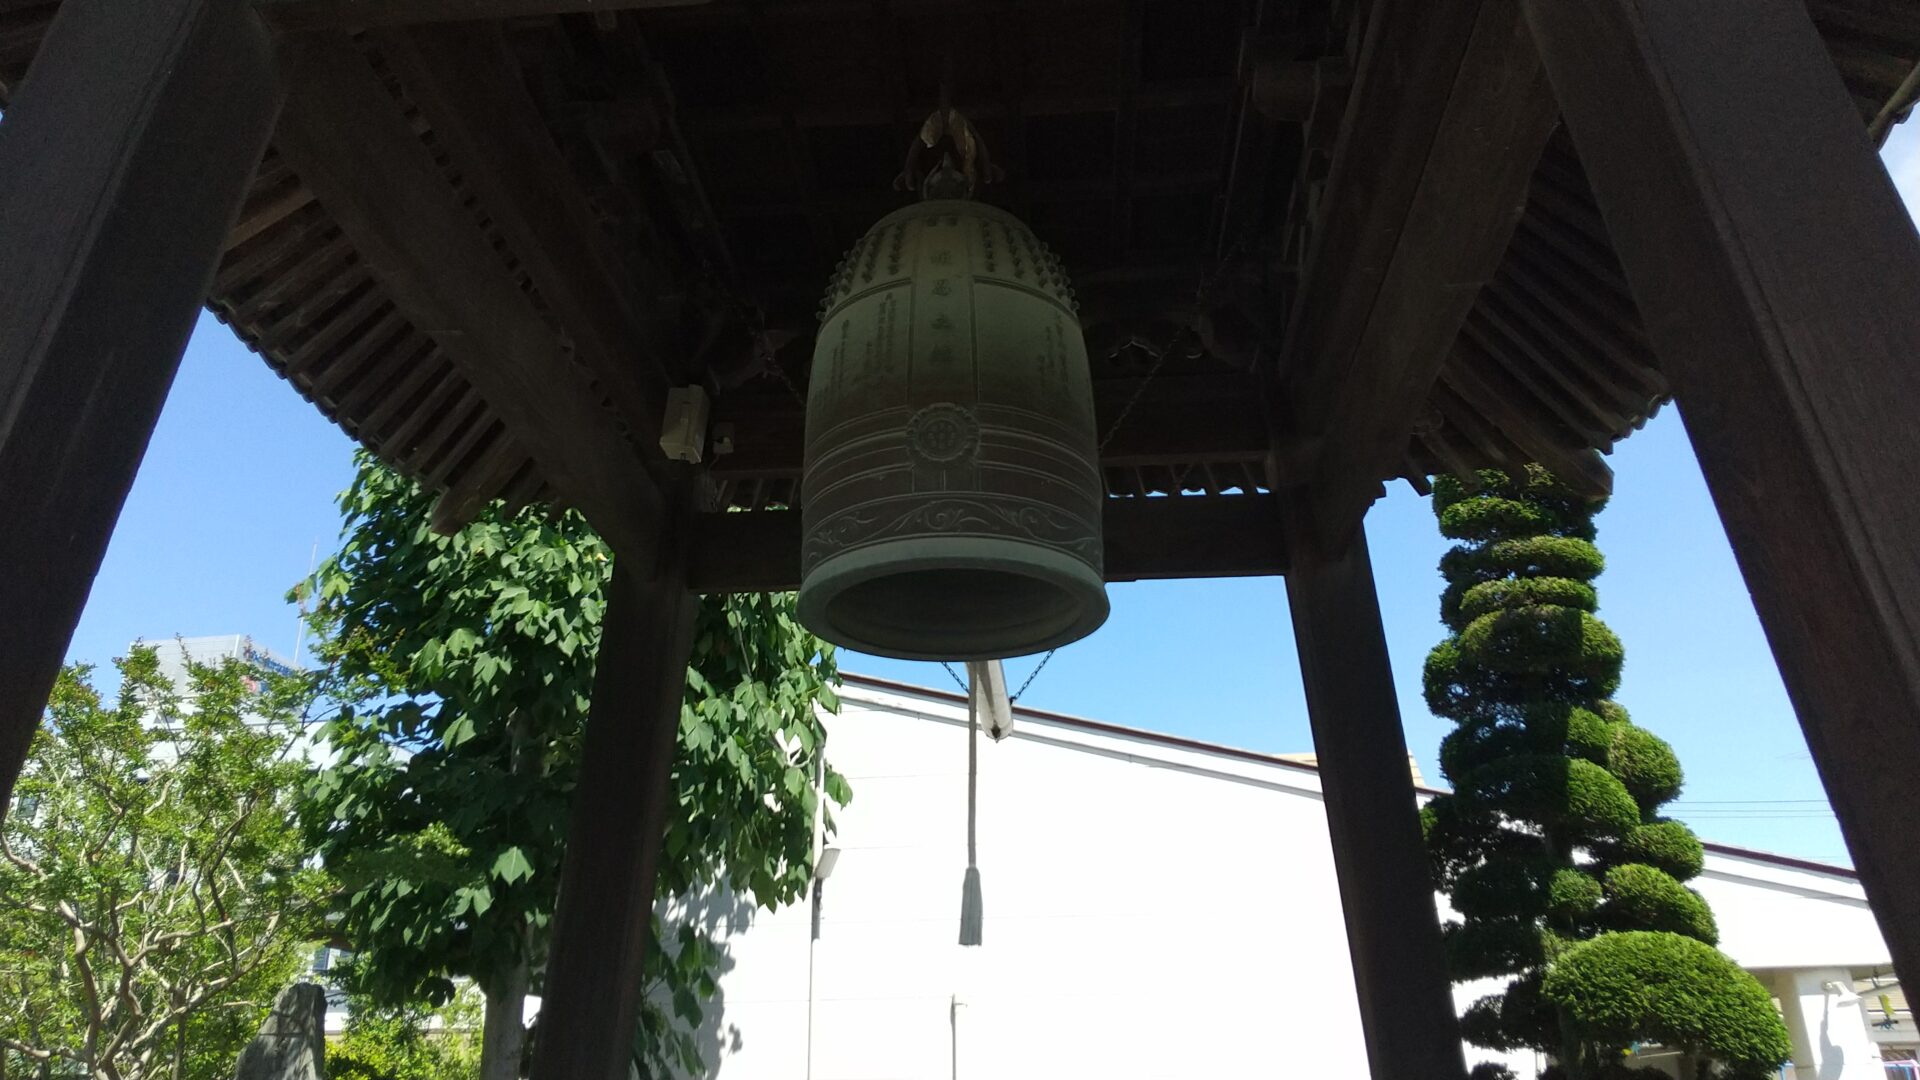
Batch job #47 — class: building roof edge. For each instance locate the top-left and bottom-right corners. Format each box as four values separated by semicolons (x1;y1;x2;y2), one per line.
838;672;1859;882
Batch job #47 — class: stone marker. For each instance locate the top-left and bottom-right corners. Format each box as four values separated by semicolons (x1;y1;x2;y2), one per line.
232;982;326;1080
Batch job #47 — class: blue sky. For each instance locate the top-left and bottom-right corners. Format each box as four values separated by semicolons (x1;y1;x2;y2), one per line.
65;127;1920;867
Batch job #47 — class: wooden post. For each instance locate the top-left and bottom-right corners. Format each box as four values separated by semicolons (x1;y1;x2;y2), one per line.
1287;530;1465;1080
0;0;281;809
531;555;699;1080
1525;0;1920;987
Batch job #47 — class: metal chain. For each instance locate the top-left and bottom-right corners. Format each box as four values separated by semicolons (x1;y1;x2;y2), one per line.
1096;331;1180;453
768;360;809;410
1008;649;1054;703
939;650;1057;704
748;305;812;410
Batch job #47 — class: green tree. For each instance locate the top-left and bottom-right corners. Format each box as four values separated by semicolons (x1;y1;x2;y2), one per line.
327;986;483;1080
299;455;847;1080
0;649;326;1080
1420;467;1789;1080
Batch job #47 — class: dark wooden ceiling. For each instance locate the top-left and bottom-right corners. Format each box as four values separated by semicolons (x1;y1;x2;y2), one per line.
1;0;1916;578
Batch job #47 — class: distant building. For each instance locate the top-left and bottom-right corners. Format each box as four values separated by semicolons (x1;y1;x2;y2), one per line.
141;634;298;697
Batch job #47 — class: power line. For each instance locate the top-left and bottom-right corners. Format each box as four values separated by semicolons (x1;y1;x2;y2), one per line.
1673;798;1831;805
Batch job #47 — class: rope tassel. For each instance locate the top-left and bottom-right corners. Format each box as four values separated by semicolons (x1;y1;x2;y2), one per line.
958;661;1002;947
958;865;983;947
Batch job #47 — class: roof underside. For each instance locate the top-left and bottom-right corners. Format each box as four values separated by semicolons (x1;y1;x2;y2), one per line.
2;0;1916;564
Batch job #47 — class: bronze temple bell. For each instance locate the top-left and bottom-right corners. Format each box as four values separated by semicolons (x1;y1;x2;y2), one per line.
796;125;1109;660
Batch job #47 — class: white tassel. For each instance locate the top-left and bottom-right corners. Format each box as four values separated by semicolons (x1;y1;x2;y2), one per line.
959;672;984;947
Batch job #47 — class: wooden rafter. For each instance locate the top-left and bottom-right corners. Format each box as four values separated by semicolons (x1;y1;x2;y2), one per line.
257;0;708;32
376;22;685;515
273;33;666;562
1279;0;1559;551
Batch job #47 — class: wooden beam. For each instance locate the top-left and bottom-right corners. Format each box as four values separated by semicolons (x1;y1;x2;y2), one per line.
0;0;280;810
1525;0;1920;992
707;374;1274;481
1281;0;1559;549
531;555;699;1080
1286;530;1467;1080
259;0;707;32
376;22;682;476
669;80;1237;137
685;495;1290;593
273;34;665;563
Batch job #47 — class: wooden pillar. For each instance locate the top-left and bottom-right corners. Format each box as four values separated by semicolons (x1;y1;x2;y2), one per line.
0;0;281;810
1525;0;1920;986
1287;530;1466;1080
532;555;699;1080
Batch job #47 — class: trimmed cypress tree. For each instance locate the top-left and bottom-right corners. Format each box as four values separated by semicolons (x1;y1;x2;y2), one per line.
1421;467;1790;1080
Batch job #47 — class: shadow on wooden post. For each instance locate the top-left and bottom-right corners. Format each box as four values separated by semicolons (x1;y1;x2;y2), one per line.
531;552;700;1080
1525;0;1920;990
1287;528;1467;1080
0;0;282;812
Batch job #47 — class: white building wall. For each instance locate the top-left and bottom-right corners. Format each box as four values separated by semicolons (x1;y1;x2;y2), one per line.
687;681;1369;1079
1693;853;1887;972
674;679;1896;1080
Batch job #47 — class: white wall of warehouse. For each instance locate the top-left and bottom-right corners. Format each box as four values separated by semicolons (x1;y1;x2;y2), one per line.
662;677;1895;1080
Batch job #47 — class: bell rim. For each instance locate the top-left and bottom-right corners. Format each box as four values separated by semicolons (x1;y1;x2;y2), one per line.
796;535;1110;662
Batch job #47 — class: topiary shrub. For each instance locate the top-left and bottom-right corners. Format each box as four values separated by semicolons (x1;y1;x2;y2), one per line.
1458;755;1640;838
1422;467;1782;1079
1452;854;1561;920
1607;725;1684;811
1546;868;1604;925
1445;918;1549;981
1542;932;1790;1076
1599;865;1718;944
1606;821;1706;881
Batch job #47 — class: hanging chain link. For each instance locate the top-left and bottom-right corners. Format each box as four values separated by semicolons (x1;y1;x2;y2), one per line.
1096;335;1178;454
747;305;812;411
940;650;1057;704
1008;650;1054;703
768;360;809;410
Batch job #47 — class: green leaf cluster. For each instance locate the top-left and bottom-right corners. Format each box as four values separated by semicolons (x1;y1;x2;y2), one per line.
1422;467;1786;1079
1542;932;1793;1076
1;650;327;1079
297;455;846;1078
327;989;483;1080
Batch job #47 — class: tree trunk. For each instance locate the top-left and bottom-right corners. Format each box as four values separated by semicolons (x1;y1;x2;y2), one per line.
480;955;531;1080
480;712;537;1080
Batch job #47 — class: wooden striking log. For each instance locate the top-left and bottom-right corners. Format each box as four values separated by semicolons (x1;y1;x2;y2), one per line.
273;33;665;564
0;0;281;810
1286;531;1467;1080
1525;0;1920;993
531;555;699;1080
1283;0;1560;549
684;495;1290;594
